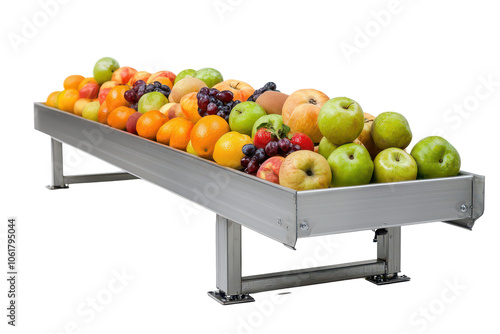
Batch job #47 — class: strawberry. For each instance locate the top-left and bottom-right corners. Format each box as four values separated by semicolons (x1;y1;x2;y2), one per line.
290;132;314;151
254;128;277;149
253;121;291;149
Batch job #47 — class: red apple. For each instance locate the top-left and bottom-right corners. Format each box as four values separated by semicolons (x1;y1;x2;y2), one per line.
257;156;285;184
111;66;138;85
79;81;100;99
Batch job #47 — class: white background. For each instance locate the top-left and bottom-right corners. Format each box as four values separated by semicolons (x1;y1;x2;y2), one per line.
1;0;498;333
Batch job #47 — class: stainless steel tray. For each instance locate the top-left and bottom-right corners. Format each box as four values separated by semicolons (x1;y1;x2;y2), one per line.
34;102;486;304
34;103;485;249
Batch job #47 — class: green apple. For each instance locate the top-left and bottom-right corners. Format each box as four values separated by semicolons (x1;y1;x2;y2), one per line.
194;68;223;88
229;102;267;136
318;137;339;160
318;97;364;145
81;101;100;122
371;112;412;150
174;69;196;85
327;143;373;187
410;136;461;179
138;92;168;114
251;114;283;139
373;148;417;183
93;57;120;85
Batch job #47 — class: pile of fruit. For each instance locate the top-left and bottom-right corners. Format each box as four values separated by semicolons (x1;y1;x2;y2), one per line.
45;57;462;191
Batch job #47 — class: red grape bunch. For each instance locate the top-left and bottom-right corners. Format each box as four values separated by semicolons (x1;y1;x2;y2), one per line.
124;80;171;110
197;87;241;121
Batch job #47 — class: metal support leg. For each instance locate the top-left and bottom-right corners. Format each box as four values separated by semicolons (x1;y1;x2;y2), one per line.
208;215;254;305
46;138;137;190
366;227;410;285
47;138;68;189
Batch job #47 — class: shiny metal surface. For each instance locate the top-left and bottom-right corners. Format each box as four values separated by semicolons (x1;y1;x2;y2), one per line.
35;103;298;247
35;103;485;247
241;260;386;294
296;174;483;238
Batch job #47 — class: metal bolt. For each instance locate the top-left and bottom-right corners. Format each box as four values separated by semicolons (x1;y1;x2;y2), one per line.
300;222;309;231
460;204;468;213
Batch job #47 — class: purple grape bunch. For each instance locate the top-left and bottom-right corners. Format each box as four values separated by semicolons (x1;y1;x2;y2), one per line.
240;139;302;176
124;80;171;111
246;82;279;102
197;87;241;121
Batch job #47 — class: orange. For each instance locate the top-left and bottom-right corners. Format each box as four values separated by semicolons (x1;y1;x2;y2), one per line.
156;117;194;150
136;110;168;140
97;101;110;124
78;77;98;91
57;89;80;112
213;131;253;169
106;85;131;112
180;92;202;124
63;75;85;90
190;115;230;160
107;106;136;130
46;91;61;108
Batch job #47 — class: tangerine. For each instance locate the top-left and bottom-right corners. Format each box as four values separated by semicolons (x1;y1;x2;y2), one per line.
63;75;85;90
57;89;80;112
156;117;194;150
46;91;61;108
136;110;168;140
106;85;131;112
107;106;137;130
190;115;230;159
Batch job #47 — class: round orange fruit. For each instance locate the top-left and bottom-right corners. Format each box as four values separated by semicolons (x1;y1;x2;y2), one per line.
190;115;230;160
57;89;80;112
46;91;61;108
63;75;85;90
156;117;194;150
213;131;253;169
107;106;137;130
106;85;131;112
136;110;168;140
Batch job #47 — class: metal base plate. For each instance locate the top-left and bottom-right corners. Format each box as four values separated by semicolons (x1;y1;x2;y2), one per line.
46;185;69;190
207;291;255;305
366;274;411;285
